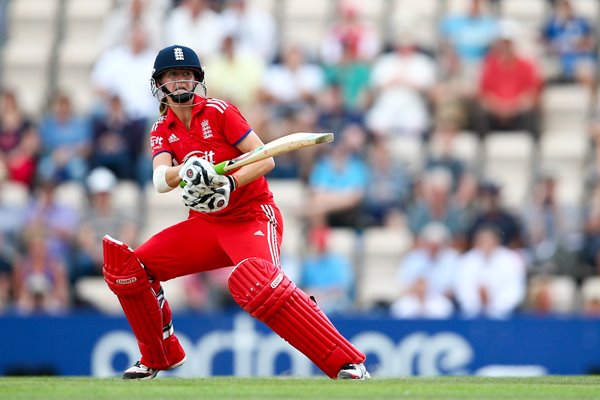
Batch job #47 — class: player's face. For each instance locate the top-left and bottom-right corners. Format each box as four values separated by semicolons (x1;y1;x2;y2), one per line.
160;69;195;95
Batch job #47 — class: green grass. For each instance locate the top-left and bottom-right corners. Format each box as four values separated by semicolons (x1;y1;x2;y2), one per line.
0;376;599;400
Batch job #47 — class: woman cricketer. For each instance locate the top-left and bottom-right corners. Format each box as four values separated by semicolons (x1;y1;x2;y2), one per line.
102;45;370;380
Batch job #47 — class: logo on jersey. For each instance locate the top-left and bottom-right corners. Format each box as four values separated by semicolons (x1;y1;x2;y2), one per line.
174;47;184;61
168;133;179;143
183;150;216;164
151;115;167;132
201;120;213;139
150;136;163;150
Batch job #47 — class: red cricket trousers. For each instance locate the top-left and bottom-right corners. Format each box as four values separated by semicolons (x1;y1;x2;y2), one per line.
135;203;283;282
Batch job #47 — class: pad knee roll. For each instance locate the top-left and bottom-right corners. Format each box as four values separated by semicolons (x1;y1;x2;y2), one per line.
228;257;365;378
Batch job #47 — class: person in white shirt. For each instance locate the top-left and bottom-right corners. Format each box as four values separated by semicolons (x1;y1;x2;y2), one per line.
455;225;526;318
391;222;458;319
91;23;157;120
260;45;324;117
366;32;436;137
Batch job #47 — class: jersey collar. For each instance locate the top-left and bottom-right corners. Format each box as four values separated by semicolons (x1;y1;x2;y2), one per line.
165;95;207;128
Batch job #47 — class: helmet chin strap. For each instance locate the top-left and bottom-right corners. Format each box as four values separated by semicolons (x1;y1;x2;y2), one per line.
162;80;197;103
166;91;194;103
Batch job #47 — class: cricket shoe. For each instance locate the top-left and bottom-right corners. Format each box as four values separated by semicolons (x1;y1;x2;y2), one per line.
337;363;371;380
122;357;187;380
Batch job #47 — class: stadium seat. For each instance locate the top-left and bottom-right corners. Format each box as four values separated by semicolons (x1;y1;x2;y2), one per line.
139;183;188;242
538;133;587;206
267;178;306;216
528;275;577;314
483;132;535;209
390;0;439;49
0;181;29;207
500;0;548;30
6;0;60;42
112;180;143;218
387;135;425;174
581;276;600;311
357;227;412;308
328;227;359;262
280;0;332;51
248;0;278;14
542;85;592;132
54;181;87;212
572;0;599;23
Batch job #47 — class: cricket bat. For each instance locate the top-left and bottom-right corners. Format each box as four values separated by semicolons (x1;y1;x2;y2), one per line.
179;132;334;187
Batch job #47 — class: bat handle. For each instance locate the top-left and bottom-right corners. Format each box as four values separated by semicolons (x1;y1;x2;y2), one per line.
179;161;228;188
213;161;227;175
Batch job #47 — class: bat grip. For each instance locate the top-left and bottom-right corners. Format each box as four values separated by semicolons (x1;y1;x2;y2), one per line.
179;161;227;188
213;161;227;175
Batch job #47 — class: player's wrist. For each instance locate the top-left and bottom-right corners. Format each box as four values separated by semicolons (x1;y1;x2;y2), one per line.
227;175;238;191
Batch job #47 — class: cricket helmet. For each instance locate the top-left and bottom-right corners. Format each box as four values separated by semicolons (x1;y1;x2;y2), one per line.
150;44;206;104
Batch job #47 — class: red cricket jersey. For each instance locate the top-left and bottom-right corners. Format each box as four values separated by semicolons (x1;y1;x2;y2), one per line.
149;96;274;220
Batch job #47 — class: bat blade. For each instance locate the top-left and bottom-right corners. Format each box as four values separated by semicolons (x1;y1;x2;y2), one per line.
216;132;334;174
179;132;334;187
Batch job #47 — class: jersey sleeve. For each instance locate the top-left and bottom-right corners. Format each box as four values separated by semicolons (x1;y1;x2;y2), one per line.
222;103;252;146
150;116;173;158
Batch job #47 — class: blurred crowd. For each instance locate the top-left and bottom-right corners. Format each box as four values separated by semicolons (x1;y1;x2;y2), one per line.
1;0;600;319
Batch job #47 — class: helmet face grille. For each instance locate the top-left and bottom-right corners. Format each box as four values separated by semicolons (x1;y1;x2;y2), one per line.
151;78;207;107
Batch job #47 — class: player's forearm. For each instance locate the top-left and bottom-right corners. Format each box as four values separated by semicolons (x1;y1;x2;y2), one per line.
231;157;274;188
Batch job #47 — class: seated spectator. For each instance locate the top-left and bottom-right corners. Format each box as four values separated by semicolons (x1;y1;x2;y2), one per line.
521;172;582;275
90;94;147;181
300;225;354;314
455;225;527;318
304;124;369;228
165;0;226;61
440;0;498;68
466;181;524;249
475;20;542;139
580;179;600;277
260;44;325;119
73;168;139;285
424;119;468;190
0;90;40;187
204;34;265;111
315;84;364;140
406;168;466;245
366;31;436;138
221;0;278;63
13;231;70;314
23;176;80;269
320;1;381;65
543;0;597;88
0;172;27;311
322;36;372;113
390;222;458;319
363;137;411;227
38;93;91;183
91;22;157;120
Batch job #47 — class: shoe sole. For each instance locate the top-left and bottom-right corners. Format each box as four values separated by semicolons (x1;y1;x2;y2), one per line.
337;370;371;380
167;356;187;370
123;357;186;380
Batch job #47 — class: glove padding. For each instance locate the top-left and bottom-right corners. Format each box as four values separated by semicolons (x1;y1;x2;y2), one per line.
179;156;219;188
180;159;236;212
182;184;232;213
